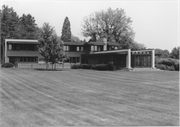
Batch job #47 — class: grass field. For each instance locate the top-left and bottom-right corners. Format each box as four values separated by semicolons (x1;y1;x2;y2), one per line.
0;68;179;126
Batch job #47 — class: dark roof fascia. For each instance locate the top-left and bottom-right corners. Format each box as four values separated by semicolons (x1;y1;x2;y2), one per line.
7;41;40;44
63;42;84;46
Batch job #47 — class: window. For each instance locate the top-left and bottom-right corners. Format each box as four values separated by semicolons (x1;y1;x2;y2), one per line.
66;46;69;51
81;46;84;51
91;46;94;51
63;46;66;51
77;46;79;51
8;44;12;50
94;46;97;51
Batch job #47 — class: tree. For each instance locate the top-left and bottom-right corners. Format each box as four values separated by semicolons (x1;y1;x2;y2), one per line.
61;17;71;42
38;23;66;70
170;47;179;59
18;14;39;39
82;7;135;47
155;49;170;58
131;42;146;50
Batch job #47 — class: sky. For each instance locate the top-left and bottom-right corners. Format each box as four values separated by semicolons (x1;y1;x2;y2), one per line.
1;0;179;51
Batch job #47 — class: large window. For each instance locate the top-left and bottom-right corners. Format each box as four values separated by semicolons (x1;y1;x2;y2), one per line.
10;44;37;51
9;57;37;63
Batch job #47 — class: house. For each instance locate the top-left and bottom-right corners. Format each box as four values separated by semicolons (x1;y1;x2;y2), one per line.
4;38;155;69
4;39;41;64
64;38;155;69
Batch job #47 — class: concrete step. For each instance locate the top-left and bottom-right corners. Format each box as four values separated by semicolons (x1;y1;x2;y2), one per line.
131;68;162;71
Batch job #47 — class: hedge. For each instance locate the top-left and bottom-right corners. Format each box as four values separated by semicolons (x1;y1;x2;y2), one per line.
71;63;117;71
1;63;14;68
71;64;82;69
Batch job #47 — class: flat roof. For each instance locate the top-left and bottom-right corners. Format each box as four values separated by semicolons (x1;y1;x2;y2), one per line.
63;42;84;46
5;39;39;44
87;41;120;46
92;49;129;54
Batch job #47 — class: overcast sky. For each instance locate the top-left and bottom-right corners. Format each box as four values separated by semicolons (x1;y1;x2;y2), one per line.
1;0;179;51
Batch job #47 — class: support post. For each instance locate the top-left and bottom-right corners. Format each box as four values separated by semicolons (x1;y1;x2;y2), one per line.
5;39;9;63
126;49;131;69
151;49;155;68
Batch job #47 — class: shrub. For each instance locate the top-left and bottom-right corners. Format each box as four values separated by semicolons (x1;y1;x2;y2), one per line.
155;64;167;70
92;64;107;70
71;63;117;71
157;58;174;66
1;63;14;68
71;64;82;69
174;62;179;71
156;58;179;71
81;64;92;69
91;63;117;71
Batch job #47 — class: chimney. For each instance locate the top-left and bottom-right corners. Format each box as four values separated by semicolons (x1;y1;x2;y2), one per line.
103;37;107;51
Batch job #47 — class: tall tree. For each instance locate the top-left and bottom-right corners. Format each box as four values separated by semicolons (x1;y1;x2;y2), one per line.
61;17;71;42
38;23;66;70
82;7;135;47
170;47;179;59
18;14;39;39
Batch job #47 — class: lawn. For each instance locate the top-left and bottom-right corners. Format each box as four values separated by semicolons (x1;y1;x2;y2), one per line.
0;68;179;126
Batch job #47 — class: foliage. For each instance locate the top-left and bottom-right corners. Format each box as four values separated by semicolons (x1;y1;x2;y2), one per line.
1;63;14;68
155;49;170;58
71;64;82;69
17;14;39;39
81;64;92;69
92;63;117;71
155;58;179;71
131;42;146;50
61;17;71;42
38;23;66;70
82;8;135;47
170;47;179;59
155;64;175;71
71;63;117;71
1;5;39;40
1;5;19;40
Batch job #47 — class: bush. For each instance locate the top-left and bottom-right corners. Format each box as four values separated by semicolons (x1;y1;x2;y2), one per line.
92;64;107;70
156;58;179;71
1;63;14;68
156;64;175;71
174;62;179;71
71;64;82;69
92;63;117;71
155;64;167;70
81;64;92;69
157;58;173;66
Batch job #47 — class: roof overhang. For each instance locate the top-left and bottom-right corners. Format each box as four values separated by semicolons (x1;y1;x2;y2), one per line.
91;49;129;55
5;39;39;44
